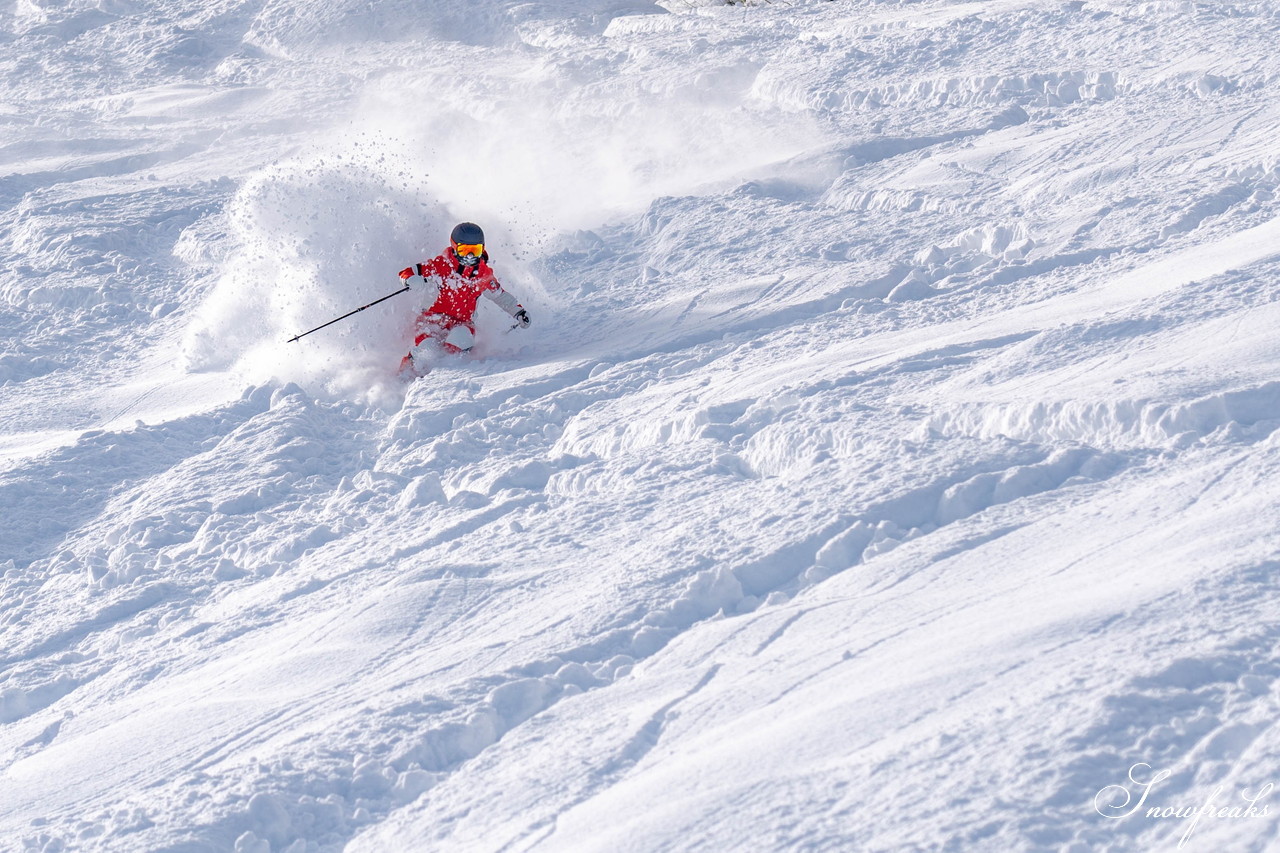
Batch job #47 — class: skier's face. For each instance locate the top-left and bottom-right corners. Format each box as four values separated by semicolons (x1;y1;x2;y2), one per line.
455;242;483;266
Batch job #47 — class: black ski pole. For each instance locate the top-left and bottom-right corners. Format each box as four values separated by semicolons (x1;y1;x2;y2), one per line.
287;284;411;343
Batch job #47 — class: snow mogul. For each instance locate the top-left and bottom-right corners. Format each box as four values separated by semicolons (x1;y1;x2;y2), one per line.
397;222;530;376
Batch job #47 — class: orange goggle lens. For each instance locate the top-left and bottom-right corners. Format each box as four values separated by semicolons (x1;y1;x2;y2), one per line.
455;243;484;258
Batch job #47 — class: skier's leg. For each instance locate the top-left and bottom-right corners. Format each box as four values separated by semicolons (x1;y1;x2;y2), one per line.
441;324;475;353
401;314;451;377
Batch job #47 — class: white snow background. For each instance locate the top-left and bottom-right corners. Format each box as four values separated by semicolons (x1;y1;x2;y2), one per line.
3;0;1280;850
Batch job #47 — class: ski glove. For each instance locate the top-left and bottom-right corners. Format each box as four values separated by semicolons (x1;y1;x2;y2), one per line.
513;309;531;328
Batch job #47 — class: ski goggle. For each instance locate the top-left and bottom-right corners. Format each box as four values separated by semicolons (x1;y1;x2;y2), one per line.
455;243;484;258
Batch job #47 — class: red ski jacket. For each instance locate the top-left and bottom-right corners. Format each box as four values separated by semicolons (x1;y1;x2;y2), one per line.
399;248;522;323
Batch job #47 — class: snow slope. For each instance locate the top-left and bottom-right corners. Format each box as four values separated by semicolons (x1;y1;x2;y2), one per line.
4;0;1280;850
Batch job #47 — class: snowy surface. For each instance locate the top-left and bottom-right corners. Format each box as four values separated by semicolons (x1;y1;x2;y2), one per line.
4;0;1280;850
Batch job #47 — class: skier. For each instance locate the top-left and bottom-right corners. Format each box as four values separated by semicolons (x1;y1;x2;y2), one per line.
397;222;530;376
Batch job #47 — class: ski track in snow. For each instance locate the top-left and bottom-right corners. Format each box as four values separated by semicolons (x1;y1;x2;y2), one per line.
4;0;1280;850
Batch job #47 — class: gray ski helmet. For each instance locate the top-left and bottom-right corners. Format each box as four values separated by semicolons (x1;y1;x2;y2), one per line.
450;222;484;248
450;222;485;267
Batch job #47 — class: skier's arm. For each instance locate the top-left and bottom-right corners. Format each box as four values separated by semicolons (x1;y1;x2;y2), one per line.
483;286;530;327
400;264;441;307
